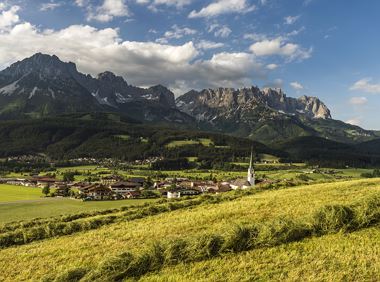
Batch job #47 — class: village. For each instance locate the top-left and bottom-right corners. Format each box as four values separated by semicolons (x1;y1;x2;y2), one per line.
0;152;257;201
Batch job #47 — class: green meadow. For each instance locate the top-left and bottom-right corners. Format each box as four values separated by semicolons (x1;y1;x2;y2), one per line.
0;178;379;281
0;184;42;202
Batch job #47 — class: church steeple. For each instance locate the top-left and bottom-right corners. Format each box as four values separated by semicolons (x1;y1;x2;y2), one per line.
247;146;255;186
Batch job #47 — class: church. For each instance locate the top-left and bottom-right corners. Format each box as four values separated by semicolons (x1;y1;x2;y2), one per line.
230;148;255;190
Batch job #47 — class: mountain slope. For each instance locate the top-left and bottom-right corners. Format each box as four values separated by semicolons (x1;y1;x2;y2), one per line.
0;114;277;160
0;53;377;145
0;53;193;124
176;87;376;144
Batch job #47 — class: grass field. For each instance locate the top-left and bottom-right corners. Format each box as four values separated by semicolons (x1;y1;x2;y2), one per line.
142;227;380;282
0;178;379;281
0;198;155;223
0;184;42;202
165;138;214;148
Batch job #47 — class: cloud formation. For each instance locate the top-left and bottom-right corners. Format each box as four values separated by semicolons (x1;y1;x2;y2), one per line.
189;0;255;18
75;0;130;22
349;96;368;105
249;37;312;62
156;25;197;43
0;5;20;29
284;15;300;25
40;2;62;11
350;78;380;94
290;81;304;90
0;13;266;94
346;117;362;126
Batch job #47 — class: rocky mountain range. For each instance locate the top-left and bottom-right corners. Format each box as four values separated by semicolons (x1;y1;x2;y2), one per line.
0;53;191;123
0;53;377;144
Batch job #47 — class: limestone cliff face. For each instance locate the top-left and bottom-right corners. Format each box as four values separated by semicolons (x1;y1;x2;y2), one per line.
176;87;331;122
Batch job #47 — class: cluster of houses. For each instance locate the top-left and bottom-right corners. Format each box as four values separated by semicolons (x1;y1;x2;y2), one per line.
1;150;257;201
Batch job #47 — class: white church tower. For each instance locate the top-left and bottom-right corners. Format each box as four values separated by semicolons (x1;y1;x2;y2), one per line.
247;147;255;186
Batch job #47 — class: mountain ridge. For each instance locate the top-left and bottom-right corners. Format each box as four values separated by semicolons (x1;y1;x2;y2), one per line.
0;53;377;144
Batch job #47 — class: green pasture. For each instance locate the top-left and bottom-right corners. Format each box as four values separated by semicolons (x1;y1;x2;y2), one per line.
0;197;155;224
0;184;42;202
1;178;380;281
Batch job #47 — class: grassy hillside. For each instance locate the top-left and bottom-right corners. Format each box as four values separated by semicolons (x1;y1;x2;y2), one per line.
0;179;379;281
143;227;380;281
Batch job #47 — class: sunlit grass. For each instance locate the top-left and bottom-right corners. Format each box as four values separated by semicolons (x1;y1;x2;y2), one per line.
0;179;379;281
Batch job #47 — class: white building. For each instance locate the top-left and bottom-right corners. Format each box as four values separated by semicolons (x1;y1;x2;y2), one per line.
247;147;255;187
167;191;181;198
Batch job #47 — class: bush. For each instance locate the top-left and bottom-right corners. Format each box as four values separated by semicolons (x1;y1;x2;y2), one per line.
312;205;355;235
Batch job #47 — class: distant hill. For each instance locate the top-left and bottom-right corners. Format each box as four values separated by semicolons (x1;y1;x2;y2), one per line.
277;136;380;167
0;114;278;161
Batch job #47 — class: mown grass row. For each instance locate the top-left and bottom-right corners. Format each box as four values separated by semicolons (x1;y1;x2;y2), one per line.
49;193;380;282
0;190;262;249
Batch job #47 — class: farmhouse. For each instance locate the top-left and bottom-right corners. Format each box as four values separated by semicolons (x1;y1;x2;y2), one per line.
34;177;58;188
124;191;141;199
87;184;112;200
101;175;124;185
109;181;141;193
128;177;145;186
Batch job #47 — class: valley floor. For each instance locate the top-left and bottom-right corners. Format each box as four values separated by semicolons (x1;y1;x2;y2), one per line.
0;179;379;281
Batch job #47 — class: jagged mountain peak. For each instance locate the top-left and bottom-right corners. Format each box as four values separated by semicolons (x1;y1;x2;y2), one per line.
97;71;127;85
175;86;332;133
0;53;191;124
1;53;79;81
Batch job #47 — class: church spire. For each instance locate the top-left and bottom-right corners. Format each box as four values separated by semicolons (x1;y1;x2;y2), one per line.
247;146;255;186
249;146;253;169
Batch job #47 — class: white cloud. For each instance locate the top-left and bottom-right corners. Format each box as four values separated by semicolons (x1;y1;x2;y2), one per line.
214;25;231;38
196;40;224;50
136;0;192;10
350;78;380;94
208;24;231;38
189;0;255;18
0;5;20;29
85;0;130;22
249;37;312;61
346;117;361;126
40;2;62;11
156;24;197;43
74;0;87;7
0;13;266;95
284;15;300;25
290;81;304;90
349;96;368;105
151;0;192;7
243;32;267;41
266;63;278;70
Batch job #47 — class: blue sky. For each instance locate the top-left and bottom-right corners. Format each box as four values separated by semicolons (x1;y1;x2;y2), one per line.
0;0;379;129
